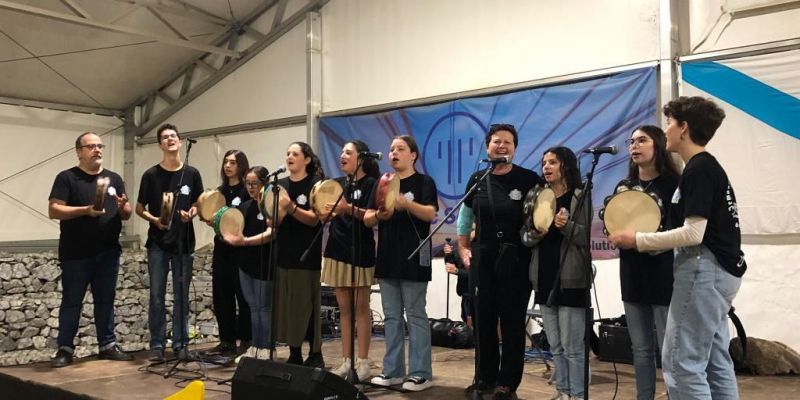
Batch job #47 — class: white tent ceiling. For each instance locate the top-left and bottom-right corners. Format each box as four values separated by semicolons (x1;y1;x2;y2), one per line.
0;0;268;111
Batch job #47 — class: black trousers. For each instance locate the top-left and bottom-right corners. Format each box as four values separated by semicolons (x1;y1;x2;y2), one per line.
212;243;251;342
472;242;532;390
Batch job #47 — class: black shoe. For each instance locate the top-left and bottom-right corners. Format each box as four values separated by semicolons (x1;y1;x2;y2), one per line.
287;353;303;365
465;381;496;396
175;346;189;361
303;352;325;369
99;344;134;361
492;386;518;400
149;348;165;363
51;349;73;368
207;341;237;356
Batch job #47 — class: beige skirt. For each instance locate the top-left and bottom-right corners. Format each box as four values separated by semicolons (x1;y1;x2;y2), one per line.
320;258;376;287
275;268;321;350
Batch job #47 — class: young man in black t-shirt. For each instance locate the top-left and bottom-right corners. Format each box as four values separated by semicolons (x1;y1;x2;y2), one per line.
48;132;134;367
610;97;746;399
135;124;203;362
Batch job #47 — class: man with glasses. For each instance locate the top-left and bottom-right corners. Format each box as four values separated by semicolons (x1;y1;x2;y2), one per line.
136;123;203;362
48;132;134;367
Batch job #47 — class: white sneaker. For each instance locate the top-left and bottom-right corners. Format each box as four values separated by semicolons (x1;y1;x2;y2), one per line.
333;358;352;377
402;376;433;392
355;358;372;381
255;347;271;360
235;346;258;364
370;374;403;386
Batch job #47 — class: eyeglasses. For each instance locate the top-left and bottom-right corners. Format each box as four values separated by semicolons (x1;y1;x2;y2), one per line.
625;137;650;147
78;144;105;150
245;181;262;188
161;133;179;141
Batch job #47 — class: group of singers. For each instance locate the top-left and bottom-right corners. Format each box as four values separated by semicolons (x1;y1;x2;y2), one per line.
48;96;745;400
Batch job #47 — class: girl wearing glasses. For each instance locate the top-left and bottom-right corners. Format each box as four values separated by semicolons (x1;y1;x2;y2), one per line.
225;166;274;361
615;126;679;400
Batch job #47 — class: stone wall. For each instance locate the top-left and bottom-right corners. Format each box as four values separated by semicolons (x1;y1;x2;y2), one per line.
0;248;218;366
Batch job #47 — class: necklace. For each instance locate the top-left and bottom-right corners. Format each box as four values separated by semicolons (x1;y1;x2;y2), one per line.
638;177;655;193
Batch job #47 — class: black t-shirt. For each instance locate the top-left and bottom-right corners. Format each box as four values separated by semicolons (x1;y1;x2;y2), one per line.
375;173;439;281
323;176;378;268
137;164;203;254
237;199;272;280
616;175;678;305
534;190;588;307
465;165;541;281
277;175;323;270
213;182;249;250
465;165;541;244
672;152;747;277
49;167;126;261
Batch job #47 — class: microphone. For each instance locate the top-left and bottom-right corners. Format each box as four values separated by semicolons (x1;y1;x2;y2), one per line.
186;138;197;144
268;165;286;177
481;156;510;164
359;151;383;160
583;145;618;155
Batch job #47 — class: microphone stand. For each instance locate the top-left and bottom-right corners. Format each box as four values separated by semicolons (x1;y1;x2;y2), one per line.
160;139;207;380
266;170;284;360
407;163;496;400
544;152;600;400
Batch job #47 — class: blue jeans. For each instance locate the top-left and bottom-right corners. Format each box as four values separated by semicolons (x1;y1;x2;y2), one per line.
57;248;121;349
541;305;587;397
239;270;273;349
379;279;432;380
147;247;193;351
663;245;741;400
624;301;668;400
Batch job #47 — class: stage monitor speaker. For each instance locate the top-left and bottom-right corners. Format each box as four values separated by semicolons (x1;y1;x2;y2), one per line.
232;357;366;400
598;324;661;368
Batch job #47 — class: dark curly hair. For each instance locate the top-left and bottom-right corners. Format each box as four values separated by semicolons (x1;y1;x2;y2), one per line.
289;141;325;179
663;96;726;146
543;146;583;192
346;139;380;179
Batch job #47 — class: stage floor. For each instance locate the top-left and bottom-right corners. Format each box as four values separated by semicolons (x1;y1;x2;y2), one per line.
1;338;798;399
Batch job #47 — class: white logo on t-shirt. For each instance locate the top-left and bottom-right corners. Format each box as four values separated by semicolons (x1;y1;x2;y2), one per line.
671;188;681;204
107;186;117;197
257;212;264;221
297;194;308;206
509;189;522;201
353;189;362;200
403;192;415;202
232;196;242;206
180;185;190;195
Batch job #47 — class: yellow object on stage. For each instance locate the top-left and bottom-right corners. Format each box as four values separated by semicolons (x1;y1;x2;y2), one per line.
164;380;204;400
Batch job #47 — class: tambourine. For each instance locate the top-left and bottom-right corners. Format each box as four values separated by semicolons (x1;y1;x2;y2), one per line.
309;179;343;216
599;185;663;235
197;189;225;222
93;177;110;211
259;184;287;220
522;185;556;232
212;206;244;238
376;172;400;212
159;192;174;226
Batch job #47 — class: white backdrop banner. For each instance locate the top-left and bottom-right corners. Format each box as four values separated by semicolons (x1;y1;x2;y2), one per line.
680;50;800;235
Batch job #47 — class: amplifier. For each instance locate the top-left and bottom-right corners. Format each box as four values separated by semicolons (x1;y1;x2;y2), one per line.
598;324;661;367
